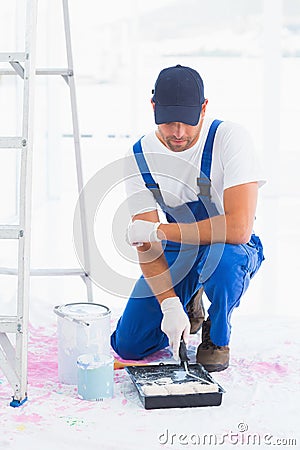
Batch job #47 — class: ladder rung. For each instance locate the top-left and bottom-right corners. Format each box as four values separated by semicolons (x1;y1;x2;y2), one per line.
0;52;26;63
30;268;86;276
37;68;72;76
0;68;72;76
0;267;86;276
0;226;23;239
0;137;24;148
0;316;18;333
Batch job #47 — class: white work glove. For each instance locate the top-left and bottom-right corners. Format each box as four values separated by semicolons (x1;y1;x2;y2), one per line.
160;296;190;361
126;220;161;246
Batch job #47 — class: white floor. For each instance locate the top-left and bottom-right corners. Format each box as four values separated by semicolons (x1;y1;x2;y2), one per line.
0;310;299;450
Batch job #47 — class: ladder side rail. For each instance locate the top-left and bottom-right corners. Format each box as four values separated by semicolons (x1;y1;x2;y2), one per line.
62;0;93;301
0;333;16;368
14;0;38;403
0;343;20;390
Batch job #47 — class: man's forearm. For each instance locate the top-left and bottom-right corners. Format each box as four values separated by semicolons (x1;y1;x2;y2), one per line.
156;183;257;245
157;215;225;245
137;242;176;304
158;214;251;245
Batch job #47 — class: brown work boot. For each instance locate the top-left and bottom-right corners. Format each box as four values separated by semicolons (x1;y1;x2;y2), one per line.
196;318;229;372
186;287;205;334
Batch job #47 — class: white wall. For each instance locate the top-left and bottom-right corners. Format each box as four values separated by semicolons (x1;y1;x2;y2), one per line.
0;0;299;321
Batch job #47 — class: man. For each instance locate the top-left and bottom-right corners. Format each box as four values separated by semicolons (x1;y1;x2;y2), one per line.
111;64;265;372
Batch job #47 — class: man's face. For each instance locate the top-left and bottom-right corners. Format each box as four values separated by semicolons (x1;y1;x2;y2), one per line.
156;121;202;152
153;99;207;152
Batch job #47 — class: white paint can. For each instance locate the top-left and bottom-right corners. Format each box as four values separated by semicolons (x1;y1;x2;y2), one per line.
54;302;111;384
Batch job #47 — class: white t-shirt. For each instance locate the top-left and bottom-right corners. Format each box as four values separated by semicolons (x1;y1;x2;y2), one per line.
124;117;266;218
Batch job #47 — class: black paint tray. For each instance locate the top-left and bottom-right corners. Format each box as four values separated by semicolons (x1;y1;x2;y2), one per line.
125;363;225;410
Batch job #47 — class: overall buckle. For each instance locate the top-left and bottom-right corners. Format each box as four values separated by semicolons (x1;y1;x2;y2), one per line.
197;177;211;198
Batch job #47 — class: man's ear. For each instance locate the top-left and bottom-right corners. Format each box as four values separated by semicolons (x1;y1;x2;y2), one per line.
151;99;155;111
201;99;208;114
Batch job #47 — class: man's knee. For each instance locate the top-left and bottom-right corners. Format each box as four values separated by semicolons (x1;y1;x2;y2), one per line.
111;325;168;361
111;331;144;360
209;243;248;281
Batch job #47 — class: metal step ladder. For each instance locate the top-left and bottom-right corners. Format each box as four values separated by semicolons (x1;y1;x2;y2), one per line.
0;0;93;407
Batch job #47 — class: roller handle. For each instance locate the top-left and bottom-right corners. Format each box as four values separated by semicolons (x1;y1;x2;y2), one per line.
114;360;146;370
179;339;189;364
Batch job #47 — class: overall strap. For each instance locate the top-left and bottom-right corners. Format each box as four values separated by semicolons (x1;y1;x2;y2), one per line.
197;119;223;198
133;138;166;208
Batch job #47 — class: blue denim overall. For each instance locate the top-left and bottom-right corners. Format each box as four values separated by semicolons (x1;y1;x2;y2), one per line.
111;120;264;360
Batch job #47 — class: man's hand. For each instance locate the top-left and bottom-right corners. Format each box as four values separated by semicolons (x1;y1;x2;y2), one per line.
160;296;190;361
126;220;161;246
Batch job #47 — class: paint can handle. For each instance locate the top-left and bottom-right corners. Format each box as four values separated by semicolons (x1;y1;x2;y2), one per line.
53;305;90;326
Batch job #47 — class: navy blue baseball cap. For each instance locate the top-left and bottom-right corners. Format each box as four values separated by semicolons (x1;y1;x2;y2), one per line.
152;64;205;126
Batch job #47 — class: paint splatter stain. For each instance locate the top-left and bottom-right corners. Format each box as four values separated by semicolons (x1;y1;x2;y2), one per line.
251;361;288;376
60;416;85;427
231;358;290;385
14;413;43;424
